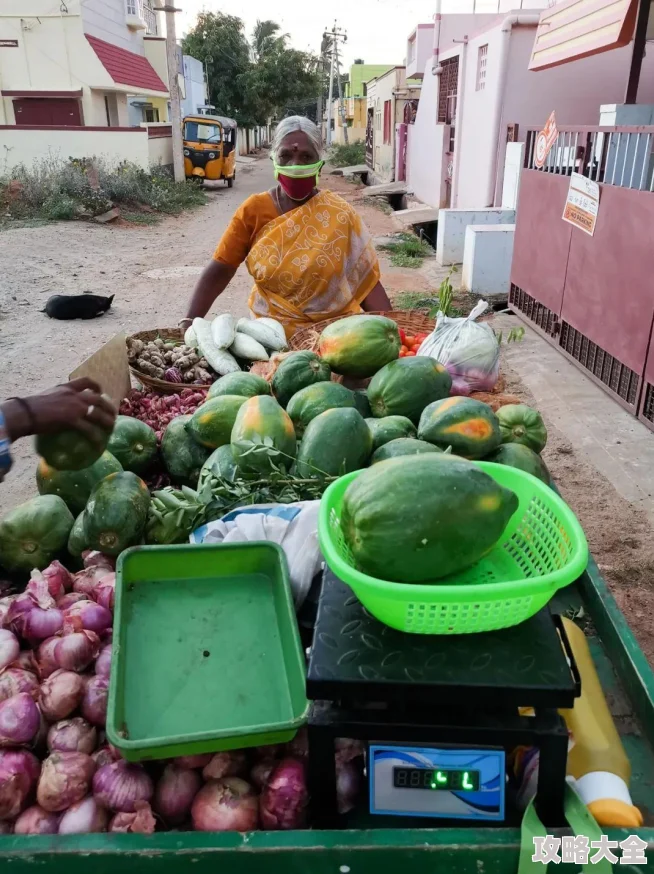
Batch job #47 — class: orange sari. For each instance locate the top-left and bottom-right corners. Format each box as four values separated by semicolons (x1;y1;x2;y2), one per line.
214;190;380;338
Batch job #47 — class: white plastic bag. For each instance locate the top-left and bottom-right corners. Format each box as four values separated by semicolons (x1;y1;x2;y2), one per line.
417;300;500;395
189;502;321;610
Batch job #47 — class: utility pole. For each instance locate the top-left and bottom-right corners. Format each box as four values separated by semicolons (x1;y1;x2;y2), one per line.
323;22;347;147
334;33;348;145
157;3;185;183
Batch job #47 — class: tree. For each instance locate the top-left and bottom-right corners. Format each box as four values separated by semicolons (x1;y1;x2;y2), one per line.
251;20;286;63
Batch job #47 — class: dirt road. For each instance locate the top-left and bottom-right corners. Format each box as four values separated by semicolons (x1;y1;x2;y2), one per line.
0;159;275;511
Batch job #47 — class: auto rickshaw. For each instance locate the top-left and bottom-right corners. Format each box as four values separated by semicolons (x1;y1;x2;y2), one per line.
183;114;237;186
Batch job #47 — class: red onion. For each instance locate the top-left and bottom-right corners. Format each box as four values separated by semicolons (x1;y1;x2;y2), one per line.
93;761;154;813
5;593;35;636
174;754;212;770
191;778;259;832
0;595;16;628
53;628;100;672
251;758;276;790
336;759;361;815
48;718;97;754
92;574;115;611
41;561;73;596
58;795;108;834
81;675;108;727
72;567;112;598
260;758;308;830
0;821;12;834
0;629;19;672
0;692;41;746
82;551;115;571
202;751;247;781
92;745;120;768
109;801;156;834
0;668;39;703
10;650;39;674
26;572;57;609
64;601;112;634
13;804;60;834
37;638;60;678
40;670;84;721
95;644;112;678
22;606;64;642
57;593;89;611
37;751;95;812
154;764;201;825
0;750;41;820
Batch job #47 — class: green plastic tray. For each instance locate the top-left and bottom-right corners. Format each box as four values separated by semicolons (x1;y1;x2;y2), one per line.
107;542;309;761
319;462;589;635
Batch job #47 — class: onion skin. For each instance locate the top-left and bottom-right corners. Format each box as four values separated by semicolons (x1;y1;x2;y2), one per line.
92;575;115;612
92;761;154;813
81;675;108;727
82;552;115;571
53;629;100;673
109;801;156;834
58;795;108;834
64;601;112;635
47;718;97;754
9;649;39;675
37;751;96;812
22;607;64;643
40;670;84;721
0;668;40;704
191;778;259;832
174;754;212;770
202;751;247;781
95;644;112;678
154;764;201;825
92;745;120;769
57;593;89;611
41;561;73;597
260;758;309;830
0;629;19;672
0;692;41;747
0;750;41;820
36;638;60;679
13;804;60;835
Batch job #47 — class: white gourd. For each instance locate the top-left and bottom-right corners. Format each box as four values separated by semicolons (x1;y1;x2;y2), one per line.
236;317;287;351
211;313;237;350
184;325;198;349
229;332;269;362
193;318;240;375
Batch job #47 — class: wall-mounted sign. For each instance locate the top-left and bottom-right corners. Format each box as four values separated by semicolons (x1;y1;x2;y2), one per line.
0;40;19;48
534;111;558;169
562;172;600;236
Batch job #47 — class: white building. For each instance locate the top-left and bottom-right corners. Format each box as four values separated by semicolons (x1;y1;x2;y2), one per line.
181;56;210;118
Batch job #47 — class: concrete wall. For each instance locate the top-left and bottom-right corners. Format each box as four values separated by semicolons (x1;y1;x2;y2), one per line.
437;207;516;265
406;24;434;81
147;129;173;168
81;0;145;54
406;63;449;208
0;127;150;173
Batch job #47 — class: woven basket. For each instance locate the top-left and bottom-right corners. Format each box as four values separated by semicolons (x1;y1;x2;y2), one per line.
289;310;436;353
127;328;214;395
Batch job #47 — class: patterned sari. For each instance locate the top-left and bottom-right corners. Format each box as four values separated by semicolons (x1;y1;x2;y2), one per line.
245;190;380;337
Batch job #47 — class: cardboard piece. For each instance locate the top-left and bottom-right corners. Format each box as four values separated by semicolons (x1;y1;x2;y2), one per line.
69;332;131;408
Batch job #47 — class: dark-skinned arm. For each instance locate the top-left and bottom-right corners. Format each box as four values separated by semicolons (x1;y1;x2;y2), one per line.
183;260;237;323
361;281;392;312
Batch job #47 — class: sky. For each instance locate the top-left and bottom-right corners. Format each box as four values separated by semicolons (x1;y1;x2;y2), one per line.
178;1;522;69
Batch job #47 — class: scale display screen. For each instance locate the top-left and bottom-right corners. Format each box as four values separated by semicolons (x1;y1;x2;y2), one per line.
369;744;505;822
393;767;481;792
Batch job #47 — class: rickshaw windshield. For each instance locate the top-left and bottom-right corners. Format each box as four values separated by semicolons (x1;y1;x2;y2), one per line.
185;121;222;144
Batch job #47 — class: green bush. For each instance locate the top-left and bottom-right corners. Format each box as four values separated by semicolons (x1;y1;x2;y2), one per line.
328;141;366;168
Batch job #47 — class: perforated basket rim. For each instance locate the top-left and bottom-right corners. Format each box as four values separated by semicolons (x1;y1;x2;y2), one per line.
318;462;589;603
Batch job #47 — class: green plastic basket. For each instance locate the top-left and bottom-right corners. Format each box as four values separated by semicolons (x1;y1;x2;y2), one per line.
318;462;589;635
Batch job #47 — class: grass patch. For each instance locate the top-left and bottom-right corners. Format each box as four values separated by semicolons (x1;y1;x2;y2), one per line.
394;267;462;317
121;211;162;226
378;233;433;268
1;159;207;224
327;141;366;168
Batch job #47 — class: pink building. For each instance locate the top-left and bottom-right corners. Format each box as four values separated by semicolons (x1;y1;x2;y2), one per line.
406;5;654;210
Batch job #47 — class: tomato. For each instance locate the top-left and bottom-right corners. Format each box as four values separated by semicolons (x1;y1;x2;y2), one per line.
398;350;407;358
400;345;408;354
405;350;416;356
415;333;428;344
399;328;407;344
405;335;416;347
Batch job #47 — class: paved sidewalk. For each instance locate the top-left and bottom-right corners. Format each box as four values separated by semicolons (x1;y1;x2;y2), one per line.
496;314;654;523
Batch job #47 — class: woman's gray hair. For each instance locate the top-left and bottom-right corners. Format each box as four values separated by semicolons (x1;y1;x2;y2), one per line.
271;116;323;160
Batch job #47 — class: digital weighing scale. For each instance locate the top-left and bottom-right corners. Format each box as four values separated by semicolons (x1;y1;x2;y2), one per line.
307;570;580;829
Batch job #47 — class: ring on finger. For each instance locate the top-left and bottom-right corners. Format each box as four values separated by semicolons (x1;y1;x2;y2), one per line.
86;405;95;418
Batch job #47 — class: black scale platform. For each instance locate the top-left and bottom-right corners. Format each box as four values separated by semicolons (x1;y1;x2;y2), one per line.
307;570;580;828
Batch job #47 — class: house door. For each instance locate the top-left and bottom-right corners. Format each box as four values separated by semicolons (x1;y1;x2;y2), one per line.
365;108;373;168
13;98;82;126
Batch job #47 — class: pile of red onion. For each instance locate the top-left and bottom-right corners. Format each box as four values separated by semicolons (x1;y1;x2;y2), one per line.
0;551;363;835
119;389;207;443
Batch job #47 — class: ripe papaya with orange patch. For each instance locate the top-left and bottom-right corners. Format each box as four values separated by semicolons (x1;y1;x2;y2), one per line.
318;315;401;378
418;396;501;459
186;396;248;449
231;395;297;473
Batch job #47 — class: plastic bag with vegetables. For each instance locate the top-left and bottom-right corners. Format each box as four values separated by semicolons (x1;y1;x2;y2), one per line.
417;300;499;395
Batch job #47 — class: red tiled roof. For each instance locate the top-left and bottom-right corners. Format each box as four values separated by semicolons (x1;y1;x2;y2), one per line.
86;34;168;93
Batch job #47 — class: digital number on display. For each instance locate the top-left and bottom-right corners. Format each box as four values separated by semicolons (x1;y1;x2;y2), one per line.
392;767;481;792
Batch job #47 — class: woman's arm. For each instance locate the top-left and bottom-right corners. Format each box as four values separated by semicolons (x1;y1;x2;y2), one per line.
361;281;392;312
184;261;237;322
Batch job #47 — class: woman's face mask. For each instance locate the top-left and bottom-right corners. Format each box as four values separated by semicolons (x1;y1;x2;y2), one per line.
273;160;324;201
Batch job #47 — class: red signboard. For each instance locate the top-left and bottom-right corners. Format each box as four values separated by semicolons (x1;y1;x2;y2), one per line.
529;0;639;72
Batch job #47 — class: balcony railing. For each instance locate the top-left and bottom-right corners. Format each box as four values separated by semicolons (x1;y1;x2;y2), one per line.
524;125;654;192
143;2;157;35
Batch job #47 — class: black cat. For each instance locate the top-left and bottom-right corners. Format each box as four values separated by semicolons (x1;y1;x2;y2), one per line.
42;294;115;320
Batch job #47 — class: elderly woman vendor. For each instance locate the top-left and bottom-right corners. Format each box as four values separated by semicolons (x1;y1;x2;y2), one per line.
181;116;391;338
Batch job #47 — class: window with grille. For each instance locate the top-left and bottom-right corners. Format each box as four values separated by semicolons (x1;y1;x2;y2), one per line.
476;44;488;91
438;56;459;123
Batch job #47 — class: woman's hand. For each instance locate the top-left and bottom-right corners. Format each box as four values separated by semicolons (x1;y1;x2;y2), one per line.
185;261;237;323
362;281;392;312
2;378;116;443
